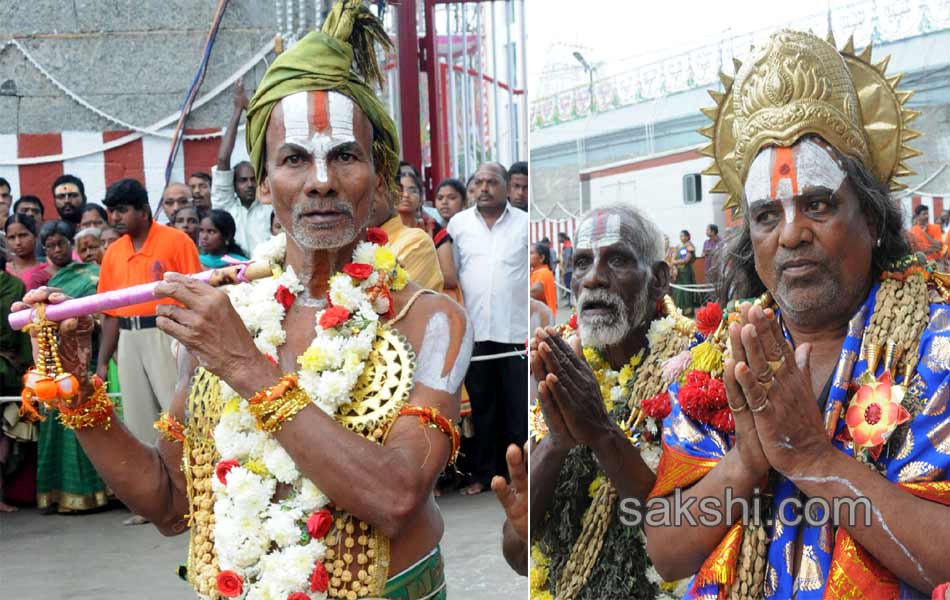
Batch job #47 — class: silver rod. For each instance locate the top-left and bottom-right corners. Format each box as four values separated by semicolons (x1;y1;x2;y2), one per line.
447;4;457;177
518;0;528;159
490;1;501;164
477;4;488;161
460;2;471;178
505;0;515;162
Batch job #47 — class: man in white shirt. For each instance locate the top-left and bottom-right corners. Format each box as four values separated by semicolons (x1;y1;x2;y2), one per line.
211;81;273;255
447;161;529;495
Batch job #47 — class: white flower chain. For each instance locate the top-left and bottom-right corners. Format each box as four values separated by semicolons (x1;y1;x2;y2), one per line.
211;232;407;599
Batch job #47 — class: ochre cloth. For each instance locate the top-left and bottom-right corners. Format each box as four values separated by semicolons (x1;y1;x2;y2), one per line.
381;216;443;292
530;265;557;318
245;0;399;185
908;224;944;260
97;222;202;317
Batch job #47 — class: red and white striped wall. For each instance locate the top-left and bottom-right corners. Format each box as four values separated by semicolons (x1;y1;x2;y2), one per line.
909;194;946;220
0;129;250;217
530;218;577;245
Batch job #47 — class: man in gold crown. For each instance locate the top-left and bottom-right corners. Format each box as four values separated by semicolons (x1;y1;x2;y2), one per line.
13;2;472;599
644;30;950;598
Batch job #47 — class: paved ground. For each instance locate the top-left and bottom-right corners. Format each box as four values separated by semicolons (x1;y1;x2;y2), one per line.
0;491;526;599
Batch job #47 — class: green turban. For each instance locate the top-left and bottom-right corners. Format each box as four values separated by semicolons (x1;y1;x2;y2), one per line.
245;0;400;194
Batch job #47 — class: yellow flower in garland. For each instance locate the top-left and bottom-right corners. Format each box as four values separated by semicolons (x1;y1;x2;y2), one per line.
299;344;334;371
588;474;606;499
223;398;242;415
530;544;552;600
393;265;410;290
243;459;269;477
373;246;396;272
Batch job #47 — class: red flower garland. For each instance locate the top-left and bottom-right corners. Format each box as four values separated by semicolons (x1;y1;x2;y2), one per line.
695;301;723;337
319;306;351;329
678;370;734;433
342;262;374;280
306;509;333;539
274;285;296;312
215;459;240;485
641;391;672;420
366;227;388;245
310;561;329;593
216;570;243;598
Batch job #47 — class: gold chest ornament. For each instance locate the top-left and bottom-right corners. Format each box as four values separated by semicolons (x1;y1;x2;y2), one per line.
182;326;416;600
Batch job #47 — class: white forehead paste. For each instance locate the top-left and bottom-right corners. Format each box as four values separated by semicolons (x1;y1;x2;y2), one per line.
415;312;474;394
279;91;356;184
744;139;846;224
576;213;622;250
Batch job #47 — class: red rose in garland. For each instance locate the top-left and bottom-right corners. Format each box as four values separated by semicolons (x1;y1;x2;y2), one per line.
568;313;578;330
343;262;374;280
274;285;296;312
287;593;310;600
695;301;723;337
366;227;388;245
319;305;351;329
216;570;243;597
310;561;329;593
306;508;333;539
215;459;240;485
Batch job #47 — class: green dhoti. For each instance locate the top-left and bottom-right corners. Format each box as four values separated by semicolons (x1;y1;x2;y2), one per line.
381;546;447;600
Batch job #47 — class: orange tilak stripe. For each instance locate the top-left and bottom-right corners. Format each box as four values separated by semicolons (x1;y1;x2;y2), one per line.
770;146;798;198
311;90;330;132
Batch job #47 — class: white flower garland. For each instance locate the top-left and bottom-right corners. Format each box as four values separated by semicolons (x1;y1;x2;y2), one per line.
210;231;409;600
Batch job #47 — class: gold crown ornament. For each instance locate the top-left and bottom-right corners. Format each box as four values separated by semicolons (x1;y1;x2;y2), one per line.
699;29;922;214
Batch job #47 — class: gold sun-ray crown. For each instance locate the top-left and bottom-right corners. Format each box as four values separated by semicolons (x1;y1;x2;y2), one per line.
699;29;922;216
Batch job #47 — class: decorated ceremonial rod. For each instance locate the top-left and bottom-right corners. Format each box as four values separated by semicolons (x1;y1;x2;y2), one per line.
8;262;274;331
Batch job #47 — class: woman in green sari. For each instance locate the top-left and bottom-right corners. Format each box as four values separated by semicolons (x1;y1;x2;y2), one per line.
35;220;108;512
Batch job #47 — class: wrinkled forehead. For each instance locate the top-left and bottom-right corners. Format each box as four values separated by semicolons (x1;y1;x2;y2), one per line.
575;211;635;252
265;90;373;152
744;137;845;204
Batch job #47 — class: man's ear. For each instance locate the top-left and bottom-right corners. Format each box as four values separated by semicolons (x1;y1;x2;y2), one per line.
652;260;671;299
258;174;272;206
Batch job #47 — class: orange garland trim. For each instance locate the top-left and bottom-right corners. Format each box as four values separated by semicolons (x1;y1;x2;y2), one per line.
246;374;312;432
648;439;720;500
398;405;461;466
692;521;744;589
58;375;113;431
154;412;187;443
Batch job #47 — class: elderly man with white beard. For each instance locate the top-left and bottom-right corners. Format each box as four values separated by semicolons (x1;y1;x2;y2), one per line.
520;204;696;599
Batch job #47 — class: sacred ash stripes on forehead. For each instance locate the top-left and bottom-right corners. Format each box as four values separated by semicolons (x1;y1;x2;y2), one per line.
279;90;357;184
744;138;846;224
576;212;622;250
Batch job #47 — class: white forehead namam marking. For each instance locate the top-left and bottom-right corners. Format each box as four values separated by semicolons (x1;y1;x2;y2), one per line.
744;138;846;224
280;90;356;184
575;212;622;250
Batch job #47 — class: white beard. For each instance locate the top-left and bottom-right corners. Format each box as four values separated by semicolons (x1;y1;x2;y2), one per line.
576;286;650;349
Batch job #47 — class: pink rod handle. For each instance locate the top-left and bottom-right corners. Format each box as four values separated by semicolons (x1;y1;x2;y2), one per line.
8;269;217;331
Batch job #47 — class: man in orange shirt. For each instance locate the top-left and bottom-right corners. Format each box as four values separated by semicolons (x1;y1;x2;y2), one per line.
95;179;202;465
909;204;944;261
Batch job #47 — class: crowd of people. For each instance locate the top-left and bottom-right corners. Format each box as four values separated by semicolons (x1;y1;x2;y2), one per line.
1;99;531;524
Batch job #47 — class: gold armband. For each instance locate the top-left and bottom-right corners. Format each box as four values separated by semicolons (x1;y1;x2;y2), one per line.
247;374;312;432
58;376;113;431
154;412;186;443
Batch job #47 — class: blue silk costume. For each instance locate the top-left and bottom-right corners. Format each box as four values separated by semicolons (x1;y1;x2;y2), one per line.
659;283;950;599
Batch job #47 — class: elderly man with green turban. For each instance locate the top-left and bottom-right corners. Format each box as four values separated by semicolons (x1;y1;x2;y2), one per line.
14;2;472;598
